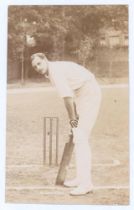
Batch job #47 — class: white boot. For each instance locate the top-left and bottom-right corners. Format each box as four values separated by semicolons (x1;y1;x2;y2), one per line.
70;184;93;196
64;178;79;188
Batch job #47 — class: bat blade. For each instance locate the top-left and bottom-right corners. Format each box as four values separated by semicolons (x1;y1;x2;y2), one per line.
55;134;74;185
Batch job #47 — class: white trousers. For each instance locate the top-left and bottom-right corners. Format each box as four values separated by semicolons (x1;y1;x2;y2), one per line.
72;77;101;187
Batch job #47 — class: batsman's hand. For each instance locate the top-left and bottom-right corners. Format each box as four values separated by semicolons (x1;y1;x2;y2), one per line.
69;119;78;128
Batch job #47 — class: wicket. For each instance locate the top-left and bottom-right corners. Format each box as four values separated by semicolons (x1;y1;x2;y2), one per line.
43;117;59;166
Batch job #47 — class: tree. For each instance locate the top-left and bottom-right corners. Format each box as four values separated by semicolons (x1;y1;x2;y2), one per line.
8;5;128;78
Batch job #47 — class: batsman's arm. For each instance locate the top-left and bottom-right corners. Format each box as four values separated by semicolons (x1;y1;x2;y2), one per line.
73;101;79;120
63;97;76;120
63;97;79;128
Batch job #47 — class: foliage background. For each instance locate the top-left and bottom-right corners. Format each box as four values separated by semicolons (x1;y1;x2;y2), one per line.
7;5;128;82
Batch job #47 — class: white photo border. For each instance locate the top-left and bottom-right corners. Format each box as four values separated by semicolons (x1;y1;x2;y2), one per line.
0;0;134;209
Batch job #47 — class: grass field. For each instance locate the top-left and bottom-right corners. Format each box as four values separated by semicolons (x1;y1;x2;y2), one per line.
5;84;129;205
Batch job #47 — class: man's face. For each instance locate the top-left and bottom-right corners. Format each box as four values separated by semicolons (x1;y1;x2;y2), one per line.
32;56;48;75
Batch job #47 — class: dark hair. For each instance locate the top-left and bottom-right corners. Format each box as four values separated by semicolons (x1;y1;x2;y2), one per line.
31;53;46;61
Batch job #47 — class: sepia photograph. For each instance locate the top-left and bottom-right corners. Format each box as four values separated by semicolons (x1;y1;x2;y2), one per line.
3;3;131;206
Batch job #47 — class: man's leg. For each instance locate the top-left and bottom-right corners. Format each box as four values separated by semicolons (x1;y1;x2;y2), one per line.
73;127;92;187
69;80;101;195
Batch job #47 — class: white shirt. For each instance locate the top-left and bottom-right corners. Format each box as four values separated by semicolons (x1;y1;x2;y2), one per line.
48;61;94;98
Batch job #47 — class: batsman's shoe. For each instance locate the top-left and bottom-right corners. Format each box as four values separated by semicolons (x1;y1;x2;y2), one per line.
70;185;93;196
64;178;79;188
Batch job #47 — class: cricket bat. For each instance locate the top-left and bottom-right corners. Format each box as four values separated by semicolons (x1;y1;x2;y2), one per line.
55;133;74;185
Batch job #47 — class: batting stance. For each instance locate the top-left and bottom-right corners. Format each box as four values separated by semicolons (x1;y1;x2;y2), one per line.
31;53;101;196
